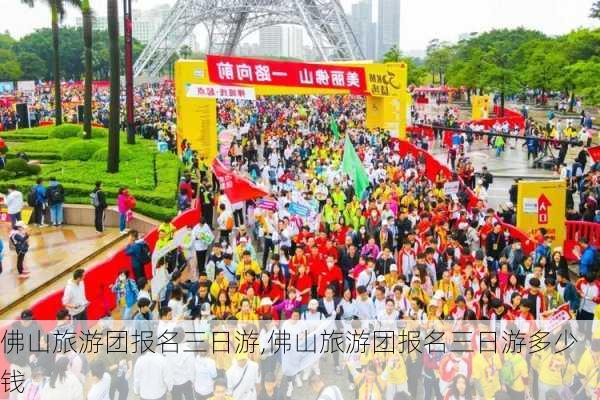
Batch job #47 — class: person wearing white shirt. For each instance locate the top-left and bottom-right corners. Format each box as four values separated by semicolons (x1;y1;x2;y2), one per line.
62;269;89;328
87;361;111;400
133;343;171;400
191;219;214;274
165;330;195;400
41;357;83;400
6;185;24;228
357;265;376;292
355;287;376;320
194;352;218;400
226;355;260;400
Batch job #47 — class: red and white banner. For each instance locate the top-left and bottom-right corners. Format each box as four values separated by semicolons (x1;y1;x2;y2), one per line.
545;303;572;333
186;84;256;100
212;158;268;203
588;145;600;163
206;55;367;94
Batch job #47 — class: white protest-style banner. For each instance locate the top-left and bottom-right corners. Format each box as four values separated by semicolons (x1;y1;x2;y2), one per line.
444;181;460;196
186;83;256;100
17;80;36;94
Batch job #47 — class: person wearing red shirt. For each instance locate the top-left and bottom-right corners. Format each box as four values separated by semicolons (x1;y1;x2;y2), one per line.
317;255;343;297
314;231;328;251
239;270;260;295
179;176;194;202
322;239;339;262
288;246;308;276
307;245;326;286
289;264;312;306
258;271;283;304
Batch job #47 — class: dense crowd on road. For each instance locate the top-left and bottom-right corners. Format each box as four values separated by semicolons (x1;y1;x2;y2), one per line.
3;94;600;400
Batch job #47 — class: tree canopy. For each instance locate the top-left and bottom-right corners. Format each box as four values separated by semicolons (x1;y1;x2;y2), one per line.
0;28;144;81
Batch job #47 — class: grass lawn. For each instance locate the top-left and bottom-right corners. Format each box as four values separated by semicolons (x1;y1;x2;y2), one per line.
0;124;181;221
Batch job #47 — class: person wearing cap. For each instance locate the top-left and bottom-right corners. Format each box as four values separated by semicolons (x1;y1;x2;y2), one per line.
384;264;400;289
8;221;30;277
225;351;260;400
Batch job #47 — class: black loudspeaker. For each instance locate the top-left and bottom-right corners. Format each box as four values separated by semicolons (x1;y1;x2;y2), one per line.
15;103;29;128
78;104;84;123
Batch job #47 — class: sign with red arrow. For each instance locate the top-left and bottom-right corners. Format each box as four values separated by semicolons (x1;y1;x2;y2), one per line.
537;194;551;225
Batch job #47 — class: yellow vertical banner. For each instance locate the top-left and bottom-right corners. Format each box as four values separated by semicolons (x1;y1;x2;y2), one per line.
516;180;566;248
175;60;218;162
471;95;491;120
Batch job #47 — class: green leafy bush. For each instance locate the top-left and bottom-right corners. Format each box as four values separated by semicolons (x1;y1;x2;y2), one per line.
80;127;108;139
4;158;41;177
90;147;134;162
0;170;16;181
49;124;82;139
62;141;102;161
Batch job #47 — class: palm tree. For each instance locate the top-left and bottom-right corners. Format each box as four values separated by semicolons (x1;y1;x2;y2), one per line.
81;0;93;140
22;0;80;126
106;0;120;172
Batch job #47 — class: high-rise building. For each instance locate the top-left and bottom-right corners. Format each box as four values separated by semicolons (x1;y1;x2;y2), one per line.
258;25;304;59
377;0;400;59
347;0;376;60
75;4;197;50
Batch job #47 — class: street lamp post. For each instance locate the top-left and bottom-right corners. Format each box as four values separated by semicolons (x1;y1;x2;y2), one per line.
123;0;135;144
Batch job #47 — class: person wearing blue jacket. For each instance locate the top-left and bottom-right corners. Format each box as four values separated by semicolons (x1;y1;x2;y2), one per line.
111;270;139;320
33;178;47;226
124;230;148;280
577;237;597;277
557;270;581;311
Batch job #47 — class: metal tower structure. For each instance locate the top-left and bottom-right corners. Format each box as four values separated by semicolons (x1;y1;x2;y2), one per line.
133;0;364;77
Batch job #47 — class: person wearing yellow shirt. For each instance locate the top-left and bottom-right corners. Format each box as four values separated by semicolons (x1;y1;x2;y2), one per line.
501;352;529;399
435;271;459;315
538;347;575;400
210;271;229;299
354;362;385;400
235;298;258;321
235;251;261;279
382;355;408;398
577;339;600;398
472;352;502;399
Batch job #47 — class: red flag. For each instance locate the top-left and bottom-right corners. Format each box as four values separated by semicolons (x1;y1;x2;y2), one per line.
211;159;268;203
588;145;600;163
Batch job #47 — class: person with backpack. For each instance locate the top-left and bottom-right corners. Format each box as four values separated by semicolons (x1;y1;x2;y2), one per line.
46;177;65;227
110;269;139;320
91;181;108;233
9;221;30;278
29;178;47;227
125;230;151;280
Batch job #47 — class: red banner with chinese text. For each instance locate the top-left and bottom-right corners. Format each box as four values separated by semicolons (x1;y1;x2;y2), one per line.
206;55;367;94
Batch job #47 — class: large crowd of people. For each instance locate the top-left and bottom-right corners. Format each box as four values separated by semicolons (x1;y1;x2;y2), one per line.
3;92;600;400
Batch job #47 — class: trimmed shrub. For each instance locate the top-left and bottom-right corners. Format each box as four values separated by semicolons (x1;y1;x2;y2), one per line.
90;147;134;162
0;170;16;181
49;124;82;139
62;141;102;161
4;158;40;177
80;127;108;139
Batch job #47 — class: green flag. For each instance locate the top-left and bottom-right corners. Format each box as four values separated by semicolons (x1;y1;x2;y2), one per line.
330;116;340;140
342;135;370;199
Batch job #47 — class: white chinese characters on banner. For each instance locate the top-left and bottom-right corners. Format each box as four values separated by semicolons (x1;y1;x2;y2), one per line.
186;84;256;101
217;62;273;83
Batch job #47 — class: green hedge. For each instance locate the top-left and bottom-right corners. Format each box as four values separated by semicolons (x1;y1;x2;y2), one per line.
63;141;102;161
91;147;134;162
79;127;108;139
0;133;49;141
1;133;181;222
49;124;83;139
4;158;41;177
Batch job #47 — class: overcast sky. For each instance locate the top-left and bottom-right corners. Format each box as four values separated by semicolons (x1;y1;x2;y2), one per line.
1;0;598;52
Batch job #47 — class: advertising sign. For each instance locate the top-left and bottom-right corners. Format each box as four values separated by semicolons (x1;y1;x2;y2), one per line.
185;84;255;100
206;55;367;94
516;180;566;248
